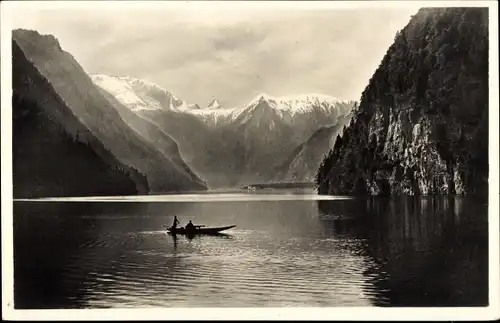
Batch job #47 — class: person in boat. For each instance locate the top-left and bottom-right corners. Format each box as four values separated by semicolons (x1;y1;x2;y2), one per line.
185;220;195;232
172;216;180;229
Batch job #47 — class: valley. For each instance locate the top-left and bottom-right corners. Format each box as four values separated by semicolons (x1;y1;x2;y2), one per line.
91;74;357;188
11;6;489;198
7;4;492;314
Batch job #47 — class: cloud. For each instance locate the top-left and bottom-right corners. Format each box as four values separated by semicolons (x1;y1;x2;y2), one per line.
11;4;418;108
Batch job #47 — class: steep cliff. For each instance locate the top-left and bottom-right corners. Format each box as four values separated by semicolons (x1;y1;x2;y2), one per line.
13;29;207;192
316;8;488;196
12;40;149;198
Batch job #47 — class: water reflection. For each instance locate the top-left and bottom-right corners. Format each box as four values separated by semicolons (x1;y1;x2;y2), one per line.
172;233;178;249
317;196;488;306
14;195;488;308
13;202;146;308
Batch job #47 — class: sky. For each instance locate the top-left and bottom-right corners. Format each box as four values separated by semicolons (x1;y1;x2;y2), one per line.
10;2;419;108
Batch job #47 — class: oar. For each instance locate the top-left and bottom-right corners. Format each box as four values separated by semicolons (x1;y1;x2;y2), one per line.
194;225;206;228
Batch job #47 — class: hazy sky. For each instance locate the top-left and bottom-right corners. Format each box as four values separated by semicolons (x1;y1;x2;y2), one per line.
11;3;419;108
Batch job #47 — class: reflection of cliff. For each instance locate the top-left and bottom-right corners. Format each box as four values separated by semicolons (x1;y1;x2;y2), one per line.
317;196;488;306
15;202;99;308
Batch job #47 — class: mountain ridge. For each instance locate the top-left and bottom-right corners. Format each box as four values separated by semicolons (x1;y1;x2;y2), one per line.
12;39;149;198
92;73;357;187
13;29;208;193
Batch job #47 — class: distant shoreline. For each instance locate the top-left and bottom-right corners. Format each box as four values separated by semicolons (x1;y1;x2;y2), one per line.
241;182;315;189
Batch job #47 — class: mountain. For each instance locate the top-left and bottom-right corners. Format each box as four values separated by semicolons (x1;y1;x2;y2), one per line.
13;29;207;193
96;87;208;189
196;93;356;185
92;74;233;186
208;99;221;110
275;110;353;182
91;74;357;187
90;74;188;111
91;74;236;128
316;8;488;196
12;39;149;198
230;93;354;148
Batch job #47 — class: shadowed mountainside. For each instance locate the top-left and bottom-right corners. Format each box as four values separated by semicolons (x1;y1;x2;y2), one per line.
275;111;353;182
13;29;207;193
12;40;149;198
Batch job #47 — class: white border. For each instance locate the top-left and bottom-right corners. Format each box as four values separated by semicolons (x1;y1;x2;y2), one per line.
1;1;499;321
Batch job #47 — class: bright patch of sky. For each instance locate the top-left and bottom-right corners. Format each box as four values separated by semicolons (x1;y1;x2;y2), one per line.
11;1;418;108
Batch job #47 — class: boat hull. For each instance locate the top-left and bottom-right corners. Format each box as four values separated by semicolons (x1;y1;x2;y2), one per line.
167;225;236;235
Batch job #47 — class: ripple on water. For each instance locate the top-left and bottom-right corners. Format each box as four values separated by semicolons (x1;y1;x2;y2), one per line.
15;195;487;308
18;205;383;308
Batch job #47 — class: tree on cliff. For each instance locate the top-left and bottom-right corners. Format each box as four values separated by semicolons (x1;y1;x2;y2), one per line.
316;7;488;196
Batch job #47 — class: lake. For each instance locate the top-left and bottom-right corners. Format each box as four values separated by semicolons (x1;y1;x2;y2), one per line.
13;190;489;308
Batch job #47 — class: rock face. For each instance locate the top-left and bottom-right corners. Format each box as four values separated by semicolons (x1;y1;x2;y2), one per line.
13;29;207;193
12;40;149;198
316;8;488;196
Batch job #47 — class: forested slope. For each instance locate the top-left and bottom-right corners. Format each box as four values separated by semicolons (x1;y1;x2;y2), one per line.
316;8;488;196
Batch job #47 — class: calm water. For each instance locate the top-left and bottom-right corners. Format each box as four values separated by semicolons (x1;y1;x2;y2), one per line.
13;191;488;308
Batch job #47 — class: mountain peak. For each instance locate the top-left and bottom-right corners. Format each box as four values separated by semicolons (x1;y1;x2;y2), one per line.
241;92;354;115
255;93;275;102
244;93;278;110
246;93;349;107
91;73;192;111
13;28;63;53
208;99;221;109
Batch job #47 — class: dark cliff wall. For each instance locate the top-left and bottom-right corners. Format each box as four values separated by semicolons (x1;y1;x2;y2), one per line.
316;7;488;196
13;40;149;198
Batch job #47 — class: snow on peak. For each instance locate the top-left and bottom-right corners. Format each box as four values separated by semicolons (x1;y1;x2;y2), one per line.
248;93;277;106
91;73;190;111
91;73;161;111
90;73;355;127
208;99;221;110
238;92;352;116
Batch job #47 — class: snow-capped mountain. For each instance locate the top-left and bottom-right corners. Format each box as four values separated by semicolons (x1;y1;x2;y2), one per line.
91;74;357;187
198;93;354;127
229;93;355;145
91;74;189;111
92;74;236;127
208;99;221;110
92;74;354;128
237;93;352;116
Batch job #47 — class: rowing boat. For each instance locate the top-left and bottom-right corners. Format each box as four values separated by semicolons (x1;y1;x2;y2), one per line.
166;225;236;235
